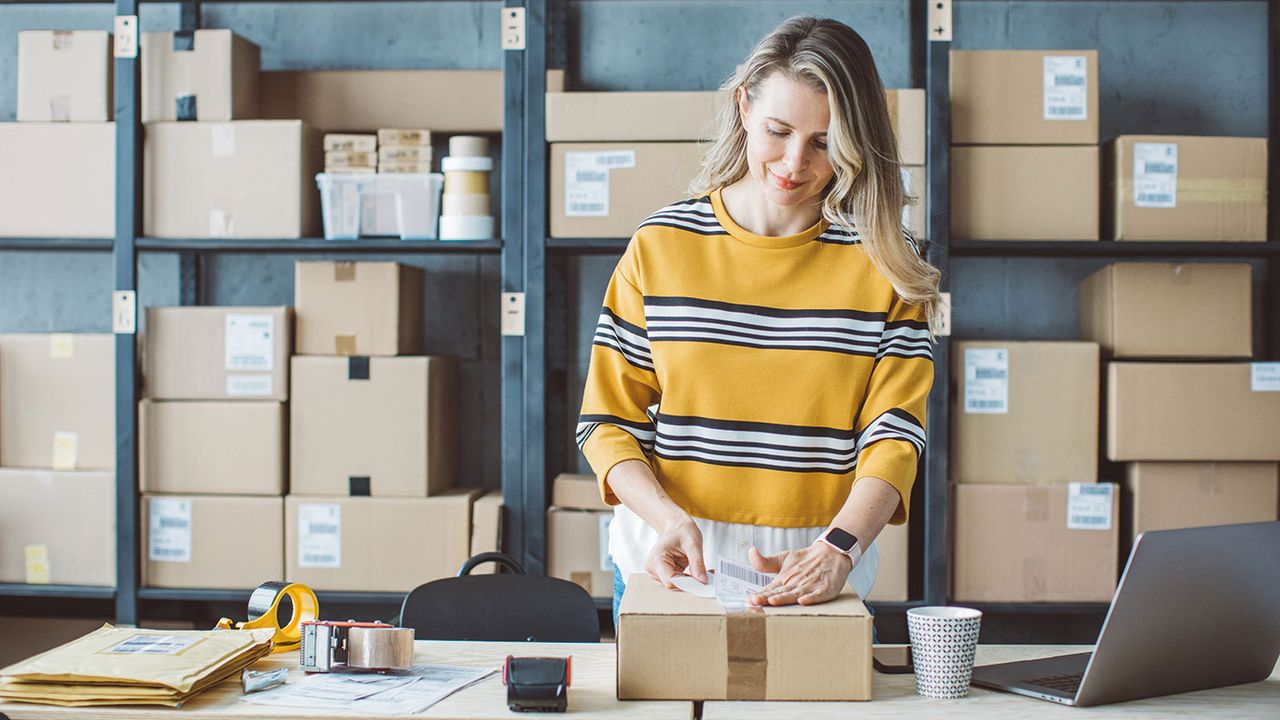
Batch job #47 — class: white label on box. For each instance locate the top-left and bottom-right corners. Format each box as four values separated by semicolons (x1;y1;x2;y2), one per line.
51;431;78;470
225;313;275;371
964;348;1009;414
1043;55;1088;120
299;504;341;568
715;557;776;608
210;124;236;157
209;209;232;237
226;375;273;397
1067;483;1113;530
564;151;636;217
1133;142;1178;208
900;167;912;229
108;634;202;655
598;513;614;572
1252;362;1280;391
149;498;192;563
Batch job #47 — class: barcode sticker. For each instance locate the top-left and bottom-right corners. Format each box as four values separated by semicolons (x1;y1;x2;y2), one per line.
1251;363;1280;391
149;498;192;563
1067;483;1113;530
299;504;341;568
227;375;273;397
715;557;776;607
1133;142;1178;208
1043;55;1088;121
225;313;275;371
598;513;614;572
108;635;202;655
564;151;635;217
964;348;1009;414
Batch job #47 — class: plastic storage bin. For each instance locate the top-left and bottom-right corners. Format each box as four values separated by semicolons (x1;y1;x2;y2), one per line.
316;172;444;240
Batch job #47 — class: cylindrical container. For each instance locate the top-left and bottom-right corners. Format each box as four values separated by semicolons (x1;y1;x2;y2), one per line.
907;606;983;699
439;215;495;240
443;193;490;216
449;135;490;158
441;156;494;173
444;171;488;194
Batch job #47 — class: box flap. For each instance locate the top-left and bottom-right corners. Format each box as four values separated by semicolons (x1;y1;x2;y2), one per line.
620;573;868;618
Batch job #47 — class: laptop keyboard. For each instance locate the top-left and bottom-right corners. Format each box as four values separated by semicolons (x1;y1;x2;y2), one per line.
1026;672;1083;694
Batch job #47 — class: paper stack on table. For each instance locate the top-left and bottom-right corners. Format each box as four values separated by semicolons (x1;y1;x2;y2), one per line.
242;664;495;715
0;625;275;707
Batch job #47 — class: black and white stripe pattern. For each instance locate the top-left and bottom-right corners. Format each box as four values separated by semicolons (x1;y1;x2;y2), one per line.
879;319;932;360
592;308;654;372
856;408;926;458
817;225;862;245
576;413;656;453
637;196;729;237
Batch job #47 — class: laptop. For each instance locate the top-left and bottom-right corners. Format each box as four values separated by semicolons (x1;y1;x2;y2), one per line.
970;521;1280;707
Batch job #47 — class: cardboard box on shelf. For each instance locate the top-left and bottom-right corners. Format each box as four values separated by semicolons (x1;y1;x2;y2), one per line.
469;491;503;574
1079;263;1252;359
324;151;377;169
294;261;424;356
323;134;377;153
143;306;291;401
141;29;259;122
951;145;1099;241
617;573;872;701
951;341;1100;484
866;521;908;603
0;469;115;586
902;164;927;241
1104;135;1267;242
547;507;613;598
550;142;704;238
140;400;285;495
1124;463;1278;544
552;473;610;511
1107;362;1280;461
142;495;283;590
952;483;1120;603
377;129;431;147
145;120;322;238
546;91;720;142
0;334;114;470
950;50;1099;145
17;31;112;122
285;490;477;592
0;123;114;237
290;355;456;497
885;89;926;166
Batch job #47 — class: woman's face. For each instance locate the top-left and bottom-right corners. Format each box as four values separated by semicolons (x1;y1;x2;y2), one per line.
737;72;835;211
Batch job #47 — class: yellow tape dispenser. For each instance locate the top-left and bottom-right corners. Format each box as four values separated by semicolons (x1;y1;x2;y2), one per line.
216;581;319;653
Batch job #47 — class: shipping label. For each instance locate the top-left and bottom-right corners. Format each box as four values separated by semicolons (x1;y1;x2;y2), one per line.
225;313;275;371
1133;142;1178;208
227;375;273;397
564;151;636;217
107;635;202;655
149;497;192;563
1067;483;1113;530
964;348;1009;414
714;557;776;608
1252;362;1280;392
299;504;341;568
1043;55;1088;120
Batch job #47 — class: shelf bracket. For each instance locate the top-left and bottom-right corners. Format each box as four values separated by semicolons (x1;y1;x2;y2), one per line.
927;1;952;43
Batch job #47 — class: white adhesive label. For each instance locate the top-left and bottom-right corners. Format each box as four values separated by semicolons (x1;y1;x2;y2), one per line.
1252;362;1280;392
299;504;341;568
714;557;775;608
210;123;236;157
48;334;75;359
1133;142;1178;208
1068;483;1113;530
209;209;231;237
1043;55;1088;120
51;431;78;470
225;313;275;371
964;348;1009;414
226;375;273;397
149;498;192;563
108;635;202;655
598;513;614;572
564;151;636;217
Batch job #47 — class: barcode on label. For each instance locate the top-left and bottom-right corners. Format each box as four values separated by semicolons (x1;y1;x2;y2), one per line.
1144;162;1176;175
158;517;188;529
1070;515;1107;526
568;202;605;214
968;400;1004;410
1046;106;1083;116
1075;484;1111;496
1136;193;1173;204
575;170;607;183
1053;75;1086;87
308;523;338;535
150;547;186;558
974;368;1006;380
596;153;634;167
303;554;336;565
108;635;200;655
717;561;774;587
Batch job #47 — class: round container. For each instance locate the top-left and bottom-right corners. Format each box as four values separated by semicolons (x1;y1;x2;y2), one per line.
439;214;495;240
448;135;490;157
444;170;489;194
441;155;494;173
443;193;491;216
906;606;983;699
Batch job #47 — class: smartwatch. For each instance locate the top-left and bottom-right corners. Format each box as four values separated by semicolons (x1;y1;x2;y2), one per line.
818;527;863;565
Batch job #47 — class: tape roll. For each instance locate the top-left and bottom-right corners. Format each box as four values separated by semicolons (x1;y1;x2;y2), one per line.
444;170;489;194
216;581;319;653
441;156;494;173
347;627;416;670
442;193;491;216
449;135;490;158
439;215;495;240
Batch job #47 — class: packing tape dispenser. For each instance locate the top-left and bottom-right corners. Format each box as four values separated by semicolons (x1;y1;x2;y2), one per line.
216;581;320;653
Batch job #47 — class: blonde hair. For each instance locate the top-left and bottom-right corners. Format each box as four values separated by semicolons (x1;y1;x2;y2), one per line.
691;16;942;332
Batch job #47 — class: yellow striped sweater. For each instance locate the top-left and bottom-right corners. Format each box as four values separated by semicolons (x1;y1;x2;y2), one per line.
578;188;934;528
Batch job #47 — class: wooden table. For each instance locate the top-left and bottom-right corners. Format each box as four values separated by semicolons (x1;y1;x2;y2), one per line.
703;645;1280;719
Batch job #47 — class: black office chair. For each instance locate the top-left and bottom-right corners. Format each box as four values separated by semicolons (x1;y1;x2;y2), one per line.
399;552;600;642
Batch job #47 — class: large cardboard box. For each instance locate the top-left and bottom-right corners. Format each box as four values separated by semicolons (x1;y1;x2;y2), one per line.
0;123;114;237
144;306;292;401
0;334;114;470
17;31;112;122
1124;463;1278;544
469;491;503;574
1107;363;1280;461
552;473;610;511
291;356;456;497
951;145;1099;240
1104;135;1267;242
140;400;285;495
285;491;477;592
546;92;719;142
144;120;322;238
866;521;908;602
952;483;1120;603
951;50;1099;145
142;495;283;589
547;507;613;598
141;29;259;122
1079;263;1252;359
550;143;704;238
0;469;115;586
617;573;872;700
952;341;1099;484
294;261;424;356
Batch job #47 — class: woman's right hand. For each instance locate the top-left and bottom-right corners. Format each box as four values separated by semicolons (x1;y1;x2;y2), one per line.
645;517;708;589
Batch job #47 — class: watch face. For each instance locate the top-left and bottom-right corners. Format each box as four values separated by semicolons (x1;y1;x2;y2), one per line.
825;527;859;553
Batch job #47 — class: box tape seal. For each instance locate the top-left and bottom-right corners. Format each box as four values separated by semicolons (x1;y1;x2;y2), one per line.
1120;178;1265;204
725;608;767;700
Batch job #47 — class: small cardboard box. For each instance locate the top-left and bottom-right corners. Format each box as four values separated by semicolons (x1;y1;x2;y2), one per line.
140;400;286;495
951;145;1100;240
17;31;112;122
1124;463;1278;544
617;573;872;701
290;356;456;497
0;469;115;586
0;334;114;470
1079;263;1252;359
866;521;908;602
469;491;503;574
141;29;259;122
142;495;283;589
285;490;477;592
952;483;1120;603
950;50;1099;145
145;120;322;238
1107;363;1280;461
547;507;613;597
143;306;292;401
952;341;1100;484
0;123;114;237
552;473;610;511
294;261;424;356
1104;135;1267;242
550;142;704;238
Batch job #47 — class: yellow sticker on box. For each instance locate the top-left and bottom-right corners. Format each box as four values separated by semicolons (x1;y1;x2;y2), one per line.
52;431;79;470
25;545;50;584
49;334;75;359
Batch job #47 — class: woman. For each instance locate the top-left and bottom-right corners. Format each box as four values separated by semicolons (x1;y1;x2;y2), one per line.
577;16;940;622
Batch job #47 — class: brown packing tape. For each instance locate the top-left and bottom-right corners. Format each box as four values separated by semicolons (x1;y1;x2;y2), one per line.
725;608;767;700
333;262;356;282
1197;464;1225;496
334;335;356;356
1023;557;1048;600
1014;449;1040;484
1023;486;1050;523
570;571;593;595
1120;178;1266;204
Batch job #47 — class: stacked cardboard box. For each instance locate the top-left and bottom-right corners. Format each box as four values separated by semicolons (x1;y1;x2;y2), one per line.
547;474;613;598
377;128;433;174
469;491;504;575
323;134;377;175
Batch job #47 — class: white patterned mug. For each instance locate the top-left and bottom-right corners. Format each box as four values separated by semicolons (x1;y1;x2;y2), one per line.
906;606;983;699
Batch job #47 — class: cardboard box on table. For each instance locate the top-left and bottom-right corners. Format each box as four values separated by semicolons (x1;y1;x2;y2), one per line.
1123;463;1279;544
143;306;292;401
140;400;285;495
294;261;424;356
0;469;115;586
17;30;112;122
142;495;283;589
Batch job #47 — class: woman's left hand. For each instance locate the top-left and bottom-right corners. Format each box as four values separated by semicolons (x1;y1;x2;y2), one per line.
747;543;853;606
